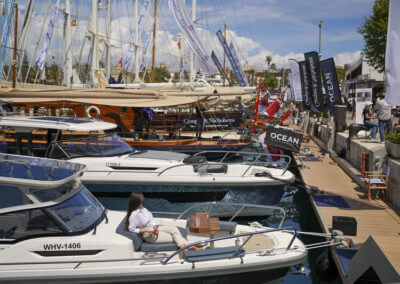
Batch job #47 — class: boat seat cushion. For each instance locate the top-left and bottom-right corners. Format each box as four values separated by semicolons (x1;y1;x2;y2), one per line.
186;218;237;233
184;246;245;263
115;218;187;252
183;155;207;164
140;227;187;252
194;164;228;174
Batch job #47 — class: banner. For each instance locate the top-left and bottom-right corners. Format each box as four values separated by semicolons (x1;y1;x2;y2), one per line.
320;58;342;114
211;51;231;85
288;59;303;101
139;31;152;72
264;126;303;153
229;42;249;86
123;42;136;73
36;0;61;70
180;113;242;131
216;29;245;86
304;51;326;112
298;61;311;110
168;0;217;75
385;0;400;106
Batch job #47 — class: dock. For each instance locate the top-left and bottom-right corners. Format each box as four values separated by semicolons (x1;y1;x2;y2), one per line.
292;126;400;282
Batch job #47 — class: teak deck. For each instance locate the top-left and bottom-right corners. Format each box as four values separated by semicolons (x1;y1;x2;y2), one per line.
293;134;400;276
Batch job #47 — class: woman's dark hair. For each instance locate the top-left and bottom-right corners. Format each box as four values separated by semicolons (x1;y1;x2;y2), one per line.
125;192;144;230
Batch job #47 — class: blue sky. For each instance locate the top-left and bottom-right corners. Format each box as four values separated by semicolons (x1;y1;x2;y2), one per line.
17;0;375;70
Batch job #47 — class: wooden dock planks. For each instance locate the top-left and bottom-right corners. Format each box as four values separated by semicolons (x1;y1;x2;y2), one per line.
293;136;400;274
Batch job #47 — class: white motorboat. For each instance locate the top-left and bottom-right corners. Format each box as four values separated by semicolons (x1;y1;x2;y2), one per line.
0;115;295;214
0;154;307;283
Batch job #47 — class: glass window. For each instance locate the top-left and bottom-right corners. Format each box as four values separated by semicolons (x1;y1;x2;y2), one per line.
31;180;78;203
0;209;63;241
49;188;103;232
50;134;133;159
0;185;32;209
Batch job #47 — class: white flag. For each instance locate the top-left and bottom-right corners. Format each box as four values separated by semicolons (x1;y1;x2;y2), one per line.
168;0;217;75
36;0;61;70
124;42;136;73
385;0;400;106
288;59;303;102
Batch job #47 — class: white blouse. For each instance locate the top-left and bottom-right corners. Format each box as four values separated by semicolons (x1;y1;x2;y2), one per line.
128;207;157;234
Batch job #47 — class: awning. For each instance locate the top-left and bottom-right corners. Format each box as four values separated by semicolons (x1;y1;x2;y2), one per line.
0;88;203;108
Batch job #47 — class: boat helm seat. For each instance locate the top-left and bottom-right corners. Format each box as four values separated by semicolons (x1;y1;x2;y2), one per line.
183;155;207;164
116;218;187;252
194;164;228;174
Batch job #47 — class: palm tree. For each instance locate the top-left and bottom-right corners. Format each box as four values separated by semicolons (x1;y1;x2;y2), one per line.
265;56;272;70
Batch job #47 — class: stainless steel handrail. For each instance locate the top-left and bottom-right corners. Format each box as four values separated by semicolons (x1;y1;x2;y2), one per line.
162;226;298;265
193;150;291;173
173;202;286;228
157;161;290;177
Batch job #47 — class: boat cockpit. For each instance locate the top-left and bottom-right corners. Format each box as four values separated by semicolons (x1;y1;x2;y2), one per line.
0;154;105;243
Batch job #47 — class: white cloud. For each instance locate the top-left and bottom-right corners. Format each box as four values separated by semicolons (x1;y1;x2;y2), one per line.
333;50;361;67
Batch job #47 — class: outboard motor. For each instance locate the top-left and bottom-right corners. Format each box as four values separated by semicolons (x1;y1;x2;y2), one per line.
315;248;338;281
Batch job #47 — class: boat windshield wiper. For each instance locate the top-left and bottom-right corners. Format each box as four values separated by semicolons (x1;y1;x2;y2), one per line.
102;207;109;224
92;207;108;235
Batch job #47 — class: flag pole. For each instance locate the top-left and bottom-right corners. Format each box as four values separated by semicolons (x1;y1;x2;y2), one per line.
252;72;262;134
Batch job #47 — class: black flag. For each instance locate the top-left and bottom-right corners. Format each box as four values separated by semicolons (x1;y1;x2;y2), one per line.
298;61;311;110
211;51;231;86
304;51;327;113
320;58;342;114
264;127;303;153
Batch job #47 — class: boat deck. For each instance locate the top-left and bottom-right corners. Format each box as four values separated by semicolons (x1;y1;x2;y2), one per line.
292;131;400;280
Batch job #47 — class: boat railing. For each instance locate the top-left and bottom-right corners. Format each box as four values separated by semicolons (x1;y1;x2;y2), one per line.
168;202;286;227
194;150;291;171
162;226;298;265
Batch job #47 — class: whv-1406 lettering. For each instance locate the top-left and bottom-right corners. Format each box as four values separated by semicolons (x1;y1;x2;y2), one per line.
43;243;82;250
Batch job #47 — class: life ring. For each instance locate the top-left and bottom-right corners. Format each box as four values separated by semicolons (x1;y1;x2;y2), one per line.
86;105;101;118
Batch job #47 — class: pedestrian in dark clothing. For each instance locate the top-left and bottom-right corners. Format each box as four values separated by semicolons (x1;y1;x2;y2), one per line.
195;103;205;139
143;108;155;134
133;108;144;137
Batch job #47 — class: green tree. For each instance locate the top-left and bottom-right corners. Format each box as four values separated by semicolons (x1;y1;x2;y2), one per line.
358;0;389;72
265;56;272;70
263;76;278;92
336;67;345;83
270;63;277;70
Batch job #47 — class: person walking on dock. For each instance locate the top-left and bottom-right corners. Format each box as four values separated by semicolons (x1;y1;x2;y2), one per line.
375;93;393;142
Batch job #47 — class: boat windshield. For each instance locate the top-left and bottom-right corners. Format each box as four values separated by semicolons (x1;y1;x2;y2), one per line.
48;187;104;232
48;134;133;159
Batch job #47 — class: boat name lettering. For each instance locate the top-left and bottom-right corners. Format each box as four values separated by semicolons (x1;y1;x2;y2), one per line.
43;243;82;250
270;133;300;145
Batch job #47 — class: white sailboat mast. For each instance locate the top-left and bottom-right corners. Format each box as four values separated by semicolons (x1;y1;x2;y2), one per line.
134;0;140;82
105;0;111;80
190;0;196;86
63;0;72;87
90;0;99;86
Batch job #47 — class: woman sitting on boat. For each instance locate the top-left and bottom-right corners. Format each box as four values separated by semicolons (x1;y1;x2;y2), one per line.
125;192;201;250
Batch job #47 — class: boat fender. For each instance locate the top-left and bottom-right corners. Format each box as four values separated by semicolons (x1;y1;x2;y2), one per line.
314;248;338;281
86;106;101;118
